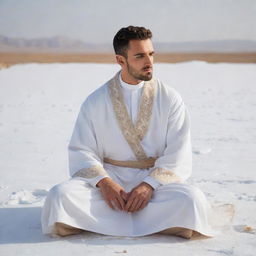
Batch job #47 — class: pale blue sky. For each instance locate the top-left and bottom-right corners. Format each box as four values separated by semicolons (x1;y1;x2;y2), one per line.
0;0;255;43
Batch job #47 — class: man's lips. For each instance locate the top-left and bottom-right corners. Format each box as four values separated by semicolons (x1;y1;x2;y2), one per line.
143;67;152;72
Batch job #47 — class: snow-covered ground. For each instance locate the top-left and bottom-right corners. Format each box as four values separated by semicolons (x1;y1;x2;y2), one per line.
0;62;255;255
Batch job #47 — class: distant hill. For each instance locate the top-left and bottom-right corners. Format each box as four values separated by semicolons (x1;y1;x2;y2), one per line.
0;35;113;53
0;35;256;53
155;40;256;53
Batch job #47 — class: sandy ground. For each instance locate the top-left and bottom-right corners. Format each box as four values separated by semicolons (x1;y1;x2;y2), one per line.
0;52;256;69
0;62;255;255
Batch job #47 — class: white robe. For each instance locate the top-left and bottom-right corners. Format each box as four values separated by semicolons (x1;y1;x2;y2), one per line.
41;70;219;237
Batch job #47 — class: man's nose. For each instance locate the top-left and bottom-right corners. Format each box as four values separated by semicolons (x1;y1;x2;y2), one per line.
145;54;153;66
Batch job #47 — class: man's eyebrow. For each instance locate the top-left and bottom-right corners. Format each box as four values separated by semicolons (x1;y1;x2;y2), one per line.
133;53;144;56
133;51;155;56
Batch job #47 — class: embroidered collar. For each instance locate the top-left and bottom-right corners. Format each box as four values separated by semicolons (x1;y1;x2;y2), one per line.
108;70;156;160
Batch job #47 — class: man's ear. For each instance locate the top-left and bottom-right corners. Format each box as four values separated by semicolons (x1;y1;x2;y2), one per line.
115;55;126;67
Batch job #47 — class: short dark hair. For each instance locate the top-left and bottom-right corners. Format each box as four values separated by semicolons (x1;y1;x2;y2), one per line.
113;26;152;58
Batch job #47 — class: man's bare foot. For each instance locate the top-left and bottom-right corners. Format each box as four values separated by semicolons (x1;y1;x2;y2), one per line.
54;222;84;237
158;227;194;239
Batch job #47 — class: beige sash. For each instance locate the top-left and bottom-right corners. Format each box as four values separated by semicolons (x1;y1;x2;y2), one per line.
103;157;157;169
107;70;156;162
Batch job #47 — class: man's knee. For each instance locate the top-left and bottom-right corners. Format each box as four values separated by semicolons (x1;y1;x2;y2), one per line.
48;181;71;200
182;185;205;202
157;183;205;204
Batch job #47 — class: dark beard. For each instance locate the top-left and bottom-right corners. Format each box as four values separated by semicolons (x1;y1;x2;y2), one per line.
127;63;153;81
135;73;152;81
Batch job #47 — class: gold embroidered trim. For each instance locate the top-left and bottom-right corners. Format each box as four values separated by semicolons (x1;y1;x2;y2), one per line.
72;165;108;179
109;76;145;159
149;168;181;184
135;79;155;140
108;71;156;160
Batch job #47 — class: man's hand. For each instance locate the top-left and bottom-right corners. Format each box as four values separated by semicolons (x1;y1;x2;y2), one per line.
124;182;154;213
97;177;129;211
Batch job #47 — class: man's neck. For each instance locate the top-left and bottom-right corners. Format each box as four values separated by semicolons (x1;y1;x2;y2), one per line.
120;71;142;85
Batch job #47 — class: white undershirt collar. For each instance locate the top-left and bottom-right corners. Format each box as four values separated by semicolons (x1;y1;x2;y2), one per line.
119;72;144;91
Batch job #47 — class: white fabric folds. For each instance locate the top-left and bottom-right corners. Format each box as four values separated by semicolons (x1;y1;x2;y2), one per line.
41;70;231;237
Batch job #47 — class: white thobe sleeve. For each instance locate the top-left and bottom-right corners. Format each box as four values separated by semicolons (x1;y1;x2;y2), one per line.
142;89;192;189
68;100;110;188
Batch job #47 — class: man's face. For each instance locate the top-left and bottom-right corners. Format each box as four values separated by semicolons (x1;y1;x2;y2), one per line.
120;39;154;83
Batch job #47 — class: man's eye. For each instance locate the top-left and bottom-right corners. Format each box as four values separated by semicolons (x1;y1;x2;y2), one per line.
136;55;143;58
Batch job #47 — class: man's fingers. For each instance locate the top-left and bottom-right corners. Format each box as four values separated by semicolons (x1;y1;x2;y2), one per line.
124;196;134;211
133;199;144;212
112;198;123;211
120;191;129;201
116;195;125;210
98;180;128;211
107;195;125;211
127;197;140;212
106;199;115;210
136;199;148;212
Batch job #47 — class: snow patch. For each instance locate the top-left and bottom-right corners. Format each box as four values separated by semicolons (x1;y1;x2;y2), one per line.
4;189;48;205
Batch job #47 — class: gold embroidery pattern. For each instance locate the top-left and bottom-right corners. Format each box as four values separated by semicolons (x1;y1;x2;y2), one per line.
72;165;108;179
108;71;156;160
149;168;181;184
135;79;155;140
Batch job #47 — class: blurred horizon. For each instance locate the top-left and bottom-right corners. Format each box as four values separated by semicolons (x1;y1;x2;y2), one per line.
0;0;255;44
1;0;256;65
1;34;256;53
